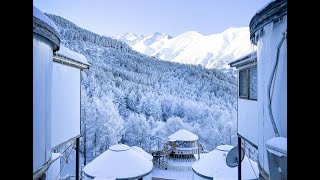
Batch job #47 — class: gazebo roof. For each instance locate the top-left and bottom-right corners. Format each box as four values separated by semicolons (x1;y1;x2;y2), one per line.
131;146;153;161
83;144;153;179
192;145;258;179
168;129;198;141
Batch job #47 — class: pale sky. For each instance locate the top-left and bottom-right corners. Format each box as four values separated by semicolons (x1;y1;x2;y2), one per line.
34;0;271;37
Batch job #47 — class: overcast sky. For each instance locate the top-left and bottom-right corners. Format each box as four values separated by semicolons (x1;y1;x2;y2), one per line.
34;0;271;37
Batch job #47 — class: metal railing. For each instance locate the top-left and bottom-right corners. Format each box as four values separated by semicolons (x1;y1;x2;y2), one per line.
153;160;193;171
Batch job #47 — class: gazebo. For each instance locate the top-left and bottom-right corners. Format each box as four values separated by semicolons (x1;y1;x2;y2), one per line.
192;145;258;180
168;129;201;158
83;144;153;180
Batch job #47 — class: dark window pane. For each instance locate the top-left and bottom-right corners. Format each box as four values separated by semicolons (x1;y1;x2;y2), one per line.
249;66;257;99
239;70;247;97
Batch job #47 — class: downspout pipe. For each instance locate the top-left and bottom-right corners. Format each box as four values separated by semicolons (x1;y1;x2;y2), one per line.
267;30;287;137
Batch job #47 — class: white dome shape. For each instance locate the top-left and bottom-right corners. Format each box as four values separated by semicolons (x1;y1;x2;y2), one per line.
168;129;198;141
192;145;258;179
83;144;153;179
131;146;153;161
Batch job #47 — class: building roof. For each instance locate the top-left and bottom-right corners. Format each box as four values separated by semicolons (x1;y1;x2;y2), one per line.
53;45;90;69
168;129;198;141
249;0;287;45
229;51;257;68
33;6;59;32
192;145;258;179
33;6;60;51
83;144;153;179
131;146;153;161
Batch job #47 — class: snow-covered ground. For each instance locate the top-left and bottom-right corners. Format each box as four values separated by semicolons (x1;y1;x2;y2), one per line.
59;148;84;179
151;167;194;180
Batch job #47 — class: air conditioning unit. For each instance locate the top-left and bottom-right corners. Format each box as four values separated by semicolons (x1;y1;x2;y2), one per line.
265;137;287;180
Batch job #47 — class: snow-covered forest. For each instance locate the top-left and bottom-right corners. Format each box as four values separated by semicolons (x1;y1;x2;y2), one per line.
47;14;238;164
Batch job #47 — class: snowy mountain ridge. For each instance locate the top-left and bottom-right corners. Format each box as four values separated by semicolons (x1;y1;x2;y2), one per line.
115;27;253;69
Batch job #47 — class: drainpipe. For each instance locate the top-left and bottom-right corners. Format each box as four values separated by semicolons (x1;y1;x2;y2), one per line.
76;137;80;180
238;137;241;180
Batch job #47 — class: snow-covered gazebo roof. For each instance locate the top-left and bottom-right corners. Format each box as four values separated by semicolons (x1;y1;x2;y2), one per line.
168;129;198;141
83;144;153;179
192;145;258;180
131;146;153;161
53;45;90;69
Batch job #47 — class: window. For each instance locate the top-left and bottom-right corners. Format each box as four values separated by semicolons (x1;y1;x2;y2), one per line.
239;66;257;100
239;69;248;98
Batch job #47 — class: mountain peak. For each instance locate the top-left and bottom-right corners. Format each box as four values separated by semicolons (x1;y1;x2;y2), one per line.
179;31;205;38
123;32;139;40
151;32;172;39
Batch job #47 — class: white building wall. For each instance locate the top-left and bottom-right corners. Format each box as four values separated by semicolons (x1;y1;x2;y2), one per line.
33;33;53;172
238;99;258;146
257;16;287;175
52;62;81;148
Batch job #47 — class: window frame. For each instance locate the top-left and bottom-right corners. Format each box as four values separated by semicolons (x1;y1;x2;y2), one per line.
238;65;257;101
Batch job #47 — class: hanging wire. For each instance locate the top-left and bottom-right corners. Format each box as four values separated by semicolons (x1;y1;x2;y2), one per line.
55;140;76;180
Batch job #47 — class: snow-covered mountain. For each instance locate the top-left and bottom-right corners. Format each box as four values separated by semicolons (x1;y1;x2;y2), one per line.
114;32;145;46
47;13;238;163
115;28;253;69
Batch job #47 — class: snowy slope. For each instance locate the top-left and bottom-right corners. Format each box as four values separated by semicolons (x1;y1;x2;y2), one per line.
116;28;253;69
114;33;145;46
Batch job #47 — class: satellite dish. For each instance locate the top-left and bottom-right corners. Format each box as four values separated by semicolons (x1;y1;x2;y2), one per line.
226;146;245;167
